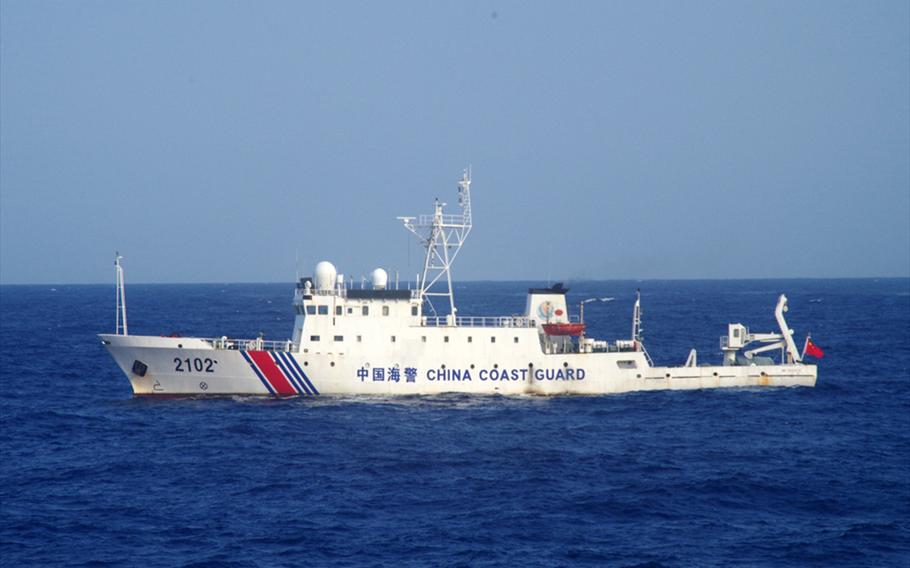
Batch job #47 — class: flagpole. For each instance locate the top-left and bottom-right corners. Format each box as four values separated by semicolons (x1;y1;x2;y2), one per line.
801;334;810;360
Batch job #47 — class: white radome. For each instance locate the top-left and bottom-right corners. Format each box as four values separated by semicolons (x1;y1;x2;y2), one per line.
371;268;388;290
314;261;337;291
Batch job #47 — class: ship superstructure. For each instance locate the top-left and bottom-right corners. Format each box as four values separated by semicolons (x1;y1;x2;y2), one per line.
100;171;817;396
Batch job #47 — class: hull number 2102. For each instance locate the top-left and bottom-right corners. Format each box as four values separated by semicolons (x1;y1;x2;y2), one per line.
174;357;218;373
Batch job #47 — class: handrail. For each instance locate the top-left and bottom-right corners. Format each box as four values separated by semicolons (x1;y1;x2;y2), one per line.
421;315;536;328
204;336;296;352
414;213;466;226
298;288;421;299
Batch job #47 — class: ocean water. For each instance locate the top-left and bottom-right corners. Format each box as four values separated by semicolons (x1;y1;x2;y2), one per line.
1;279;908;567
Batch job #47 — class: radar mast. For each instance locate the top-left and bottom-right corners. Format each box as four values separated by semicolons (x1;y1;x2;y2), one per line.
398;168;473;320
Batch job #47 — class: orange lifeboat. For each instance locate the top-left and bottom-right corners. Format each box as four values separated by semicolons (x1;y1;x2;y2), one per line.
542;323;586;336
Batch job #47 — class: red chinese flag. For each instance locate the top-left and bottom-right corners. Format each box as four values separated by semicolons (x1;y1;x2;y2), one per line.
805;338;825;359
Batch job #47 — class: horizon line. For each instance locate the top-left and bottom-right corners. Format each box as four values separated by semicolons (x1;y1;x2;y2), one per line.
2;275;909;286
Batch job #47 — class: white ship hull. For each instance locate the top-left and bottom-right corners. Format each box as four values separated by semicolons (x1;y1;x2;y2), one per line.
101;333;816;397
100;171;819;397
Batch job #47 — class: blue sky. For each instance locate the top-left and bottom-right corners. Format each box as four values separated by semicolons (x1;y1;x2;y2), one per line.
2;1;908;284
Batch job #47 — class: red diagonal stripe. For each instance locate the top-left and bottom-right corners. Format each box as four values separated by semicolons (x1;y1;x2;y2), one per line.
248;351;297;396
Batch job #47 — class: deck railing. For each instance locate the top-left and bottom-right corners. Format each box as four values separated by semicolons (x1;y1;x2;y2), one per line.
421;315;536;328
204;337;296;352
300;288;421;299
414;213;466;226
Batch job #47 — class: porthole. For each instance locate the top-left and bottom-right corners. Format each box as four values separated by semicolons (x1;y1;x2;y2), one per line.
330;362;335;367
493;364;498;369
563;362;568;368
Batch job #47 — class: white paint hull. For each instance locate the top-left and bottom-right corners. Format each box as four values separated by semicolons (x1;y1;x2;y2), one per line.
101;172;819;399
101;334;817;397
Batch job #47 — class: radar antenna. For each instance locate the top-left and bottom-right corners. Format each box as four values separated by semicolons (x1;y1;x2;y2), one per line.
398;168;473;319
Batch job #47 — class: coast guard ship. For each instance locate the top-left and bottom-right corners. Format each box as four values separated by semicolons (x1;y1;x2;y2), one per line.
100;171;818;396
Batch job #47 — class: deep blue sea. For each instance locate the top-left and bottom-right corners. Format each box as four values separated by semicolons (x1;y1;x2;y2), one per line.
1;279;908;567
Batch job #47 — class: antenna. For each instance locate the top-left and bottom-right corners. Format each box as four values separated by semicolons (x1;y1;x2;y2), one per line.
630;289;654;366
114;252;128;336
398;167;473;319
631;289;642;344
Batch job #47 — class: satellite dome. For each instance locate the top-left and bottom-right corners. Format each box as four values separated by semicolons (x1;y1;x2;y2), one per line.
371;268;388;290
314;261;337;291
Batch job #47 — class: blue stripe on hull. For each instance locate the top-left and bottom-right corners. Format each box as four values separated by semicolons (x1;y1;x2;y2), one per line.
282;352;319;395
275;352;310;395
240;350;276;395
270;352;309;396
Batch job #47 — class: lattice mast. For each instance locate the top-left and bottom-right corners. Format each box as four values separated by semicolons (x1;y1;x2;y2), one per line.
398;168;473;319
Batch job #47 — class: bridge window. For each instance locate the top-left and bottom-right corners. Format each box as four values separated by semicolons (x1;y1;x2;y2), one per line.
336;306;343;316
411;306;418;316
334;335;343;342
444;336;449;343
362;306;369;316
514;337;519;343
318;305;328;315
306;305;316;315
491;337;496;343
467;336;472;343
382;306;390;316
310;335;320;342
